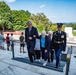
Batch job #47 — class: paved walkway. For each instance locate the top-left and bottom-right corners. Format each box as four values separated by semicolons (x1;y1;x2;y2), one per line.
69;46;76;75
0;43;64;75
0;43;76;75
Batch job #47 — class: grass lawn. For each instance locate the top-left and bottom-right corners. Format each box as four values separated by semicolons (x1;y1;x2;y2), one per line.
73;32;76;36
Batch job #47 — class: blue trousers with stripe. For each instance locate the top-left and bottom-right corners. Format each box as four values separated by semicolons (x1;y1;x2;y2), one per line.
55;49;61;65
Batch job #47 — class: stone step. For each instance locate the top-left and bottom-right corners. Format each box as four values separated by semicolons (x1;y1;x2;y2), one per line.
13;57;66;72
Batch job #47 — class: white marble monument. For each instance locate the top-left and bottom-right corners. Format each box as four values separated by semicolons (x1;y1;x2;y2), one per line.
65;27;73;37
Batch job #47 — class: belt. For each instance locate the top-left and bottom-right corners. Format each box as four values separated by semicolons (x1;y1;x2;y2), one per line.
54;41;63;44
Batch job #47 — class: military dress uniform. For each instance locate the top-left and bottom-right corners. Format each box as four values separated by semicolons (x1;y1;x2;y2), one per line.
52;23;66;68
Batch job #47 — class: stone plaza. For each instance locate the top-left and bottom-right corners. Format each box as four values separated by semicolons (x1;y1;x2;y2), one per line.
0;42;76;75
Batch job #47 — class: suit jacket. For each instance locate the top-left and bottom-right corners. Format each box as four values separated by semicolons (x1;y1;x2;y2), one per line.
47;36;53;51
25;26;38;48
52;31;66;51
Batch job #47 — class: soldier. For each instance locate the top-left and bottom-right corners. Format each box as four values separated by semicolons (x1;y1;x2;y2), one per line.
52;23;66;68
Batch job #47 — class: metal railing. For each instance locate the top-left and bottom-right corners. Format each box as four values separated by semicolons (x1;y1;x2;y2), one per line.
65;46;72;75
11;41;15;59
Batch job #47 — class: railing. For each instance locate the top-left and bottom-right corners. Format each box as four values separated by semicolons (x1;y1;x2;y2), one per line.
65;46;72;75
11;41;15;59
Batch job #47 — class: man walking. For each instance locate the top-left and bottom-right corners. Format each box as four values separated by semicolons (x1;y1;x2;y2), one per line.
25;21;38;62
52;23;66;68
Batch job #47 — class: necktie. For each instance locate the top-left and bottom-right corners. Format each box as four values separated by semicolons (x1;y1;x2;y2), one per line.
58;31;61;34
29;28;31;35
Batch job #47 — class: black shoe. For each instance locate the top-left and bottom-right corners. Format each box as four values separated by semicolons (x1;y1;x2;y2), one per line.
55;66;59;68
23;51;26;53
55;63;60;68
20;51;22;53
7;48;9;50
51;60;53;62
48;60;50;63
30;60;33;63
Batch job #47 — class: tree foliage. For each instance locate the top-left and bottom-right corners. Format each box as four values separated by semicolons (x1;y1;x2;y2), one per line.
0;1;75;32
30;13;52;32
0;1;11;31
66;23;76;30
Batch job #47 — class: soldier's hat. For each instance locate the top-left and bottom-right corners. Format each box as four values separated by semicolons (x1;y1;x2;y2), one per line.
57;23;63;28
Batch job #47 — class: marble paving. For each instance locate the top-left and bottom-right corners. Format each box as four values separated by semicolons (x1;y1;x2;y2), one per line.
0;43;76;75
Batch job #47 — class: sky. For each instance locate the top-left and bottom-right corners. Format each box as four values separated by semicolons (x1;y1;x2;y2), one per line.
1;0;76;23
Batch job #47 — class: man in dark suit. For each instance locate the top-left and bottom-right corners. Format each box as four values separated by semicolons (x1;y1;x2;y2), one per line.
52;23;66;68
25;21;38;62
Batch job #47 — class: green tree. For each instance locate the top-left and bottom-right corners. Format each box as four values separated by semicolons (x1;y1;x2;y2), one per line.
0;1;11;31
10;10;31;30
30;13;52;32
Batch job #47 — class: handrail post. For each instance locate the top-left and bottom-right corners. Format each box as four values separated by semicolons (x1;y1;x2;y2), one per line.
11;41;15;58
65;46;72;75
71;46;73;54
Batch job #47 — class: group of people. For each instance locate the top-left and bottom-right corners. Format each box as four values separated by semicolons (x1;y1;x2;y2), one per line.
25;21;66;68
0;32;26;53
0;33;14;50
0;20;66;68
0;31;26;53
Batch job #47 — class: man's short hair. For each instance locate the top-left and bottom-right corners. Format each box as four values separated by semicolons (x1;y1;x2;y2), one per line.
26;21;32;25
7;33;9;35
11;33;13;35
21;32;24;35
